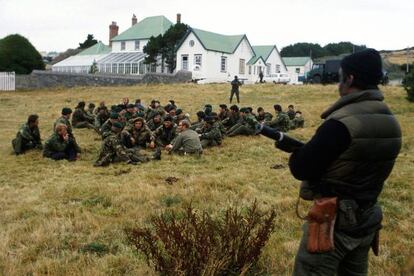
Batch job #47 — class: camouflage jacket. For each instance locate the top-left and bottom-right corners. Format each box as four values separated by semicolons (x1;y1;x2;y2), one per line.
54;116;73;136
200;124;222;144
146;107;165;121
153;125;178;146
122;125;154;148
95;132;131;166
43;132;80;157
72;108;93;125
147;118;164;131
265;112;291;132
222;112;240;128
256;112;273;122
12;123;42;154
242;114;259;129
291;116;304;129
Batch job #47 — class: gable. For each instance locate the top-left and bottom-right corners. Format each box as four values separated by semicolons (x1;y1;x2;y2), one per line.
112;16;173;41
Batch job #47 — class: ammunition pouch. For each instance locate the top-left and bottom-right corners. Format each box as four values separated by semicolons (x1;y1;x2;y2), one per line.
306;197;337;253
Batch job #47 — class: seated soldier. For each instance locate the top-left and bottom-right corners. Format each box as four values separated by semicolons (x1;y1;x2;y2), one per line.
291;110;305;129
43;124;81;161
199;116;222;148
265;104;291;132
256;107;273;123
87;103;96;118
94;101;108;115
287;104;296;120
147;113;164;131
222;105;241;129
100;112;120;139
94;122;160;167
12;114;42;155
124;104;138;121
121;117;155;149
218;104;230;121
95;107;110;129
166;120;202;155
153;116;178;147
226;107;258;137
72;101;96;130
190;111;205;131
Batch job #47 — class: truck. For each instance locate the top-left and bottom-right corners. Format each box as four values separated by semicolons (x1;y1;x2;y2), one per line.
306;59;341;84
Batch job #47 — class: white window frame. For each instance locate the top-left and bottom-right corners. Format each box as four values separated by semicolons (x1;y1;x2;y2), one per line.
266;63;271;76
121;41;126;51
239;59;245;75
295;67;301;74
135;40;140;51
194;54;202;66
248;65;252;75
220;56;227;72
181;55;189;70
276;64;281;73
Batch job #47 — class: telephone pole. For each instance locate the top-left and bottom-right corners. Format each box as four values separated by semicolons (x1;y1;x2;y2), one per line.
407;46;410;73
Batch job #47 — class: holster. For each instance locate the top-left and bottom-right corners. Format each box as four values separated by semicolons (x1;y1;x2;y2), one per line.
306;197;338;253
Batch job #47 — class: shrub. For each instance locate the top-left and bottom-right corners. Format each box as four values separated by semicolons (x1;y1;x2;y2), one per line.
127;201;276;275
403;66;414;102
0;34;45;74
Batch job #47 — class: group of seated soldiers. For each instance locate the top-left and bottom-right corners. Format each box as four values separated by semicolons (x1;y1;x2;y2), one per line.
12;97;304;166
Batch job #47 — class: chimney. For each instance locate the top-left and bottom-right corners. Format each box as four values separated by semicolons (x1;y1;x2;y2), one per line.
176;13;181;24
109;21;119;47
132;14;137;26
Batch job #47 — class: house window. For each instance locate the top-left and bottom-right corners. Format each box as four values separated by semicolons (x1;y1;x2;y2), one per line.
135;40;140;51
139;61;145;74
121;41;126;51
295;68;300;73
181;55;189;70
132;63;138;74
189;40;195;47
194;54;202;66
248;65;252;75
266;64;271;76
220;56;227;72
239;59;245;74
276;64;281;73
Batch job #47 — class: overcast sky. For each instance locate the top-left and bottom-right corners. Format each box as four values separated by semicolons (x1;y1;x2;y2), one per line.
0;0;412;53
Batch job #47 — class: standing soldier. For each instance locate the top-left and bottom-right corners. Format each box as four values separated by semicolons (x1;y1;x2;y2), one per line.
259;49;401;275
230;76;242;104
265;104;291;132
12;114;42;155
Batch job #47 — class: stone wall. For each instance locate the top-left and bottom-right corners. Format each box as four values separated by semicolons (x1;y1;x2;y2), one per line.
15;70;192;90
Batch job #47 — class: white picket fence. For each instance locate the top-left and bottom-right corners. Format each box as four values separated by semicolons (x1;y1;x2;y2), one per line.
0;72;16;91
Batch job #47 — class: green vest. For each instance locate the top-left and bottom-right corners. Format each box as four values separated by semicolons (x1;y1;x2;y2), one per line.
320;89;402;201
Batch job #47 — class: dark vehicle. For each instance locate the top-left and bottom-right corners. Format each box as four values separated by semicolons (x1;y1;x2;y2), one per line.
306;59;341;84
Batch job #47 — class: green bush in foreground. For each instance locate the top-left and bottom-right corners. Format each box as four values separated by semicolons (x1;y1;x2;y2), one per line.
127;202;276;275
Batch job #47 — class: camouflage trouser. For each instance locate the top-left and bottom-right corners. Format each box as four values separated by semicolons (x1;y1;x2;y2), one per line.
230;90;240;103
227;124;255;137
293;222;376;276
200;139;220;148
12;137;41;155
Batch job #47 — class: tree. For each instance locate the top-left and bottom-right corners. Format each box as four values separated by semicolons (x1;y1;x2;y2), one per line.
0;34;45;74
403;65;414;102
143;23;189;73
281;43;326;59
89;60;98;74
79;34;97;49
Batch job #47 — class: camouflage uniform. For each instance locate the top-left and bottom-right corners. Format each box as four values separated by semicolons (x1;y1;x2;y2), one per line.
54;116;73;136
222;112;241;129
199;123;222;148
12;123;42;154
265;111;291;132
147;117;164;131
153;125;178;147
100;119;115;139
226;114;258;137
122;123;154;149
72;107;95;129
146;107;165;121
95;112;109;129
43;131;80;160
94;131;152;166
291;116;305;129
256;112;273;122
124;111;138;121
287;109;296;120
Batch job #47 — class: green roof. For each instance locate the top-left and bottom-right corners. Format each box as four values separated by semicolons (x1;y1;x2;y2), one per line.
247;56;266;65
252;46;275;61
112;16;173;41
77;42;111;56
190;28;246;54
282;57;312;66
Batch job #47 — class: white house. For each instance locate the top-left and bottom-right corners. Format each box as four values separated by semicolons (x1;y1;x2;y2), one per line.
248;45;288;82
175;28;256;83
282;57;313;82
52;42;111;73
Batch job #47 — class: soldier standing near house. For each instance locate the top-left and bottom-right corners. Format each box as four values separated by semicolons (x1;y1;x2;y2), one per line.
230;76;242;104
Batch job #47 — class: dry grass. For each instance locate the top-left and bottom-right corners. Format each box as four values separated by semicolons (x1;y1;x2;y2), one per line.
0;83;413;275
383;50;414;65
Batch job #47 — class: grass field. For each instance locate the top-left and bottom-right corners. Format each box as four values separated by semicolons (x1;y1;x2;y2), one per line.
0;84;413;275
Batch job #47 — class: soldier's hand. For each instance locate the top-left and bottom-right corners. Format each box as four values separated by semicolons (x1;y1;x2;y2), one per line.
130;137;136;144
76;153;81;160
165;144;173;152
149;141;155;149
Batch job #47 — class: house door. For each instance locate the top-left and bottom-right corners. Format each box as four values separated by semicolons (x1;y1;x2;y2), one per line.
181;55;189;70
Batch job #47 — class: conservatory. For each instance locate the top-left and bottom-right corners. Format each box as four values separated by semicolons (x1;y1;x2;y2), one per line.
96;52;156;75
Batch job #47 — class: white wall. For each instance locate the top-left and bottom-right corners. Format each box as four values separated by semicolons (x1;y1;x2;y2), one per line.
176;32;255;83
111;39;149;53
286;60;313;76
265;48;288;76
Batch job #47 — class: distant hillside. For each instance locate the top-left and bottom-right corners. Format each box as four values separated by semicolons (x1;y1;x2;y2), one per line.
381;49;414;65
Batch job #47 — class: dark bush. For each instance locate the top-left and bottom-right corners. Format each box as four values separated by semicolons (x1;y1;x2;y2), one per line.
127;201;276;275
0;34;45;74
